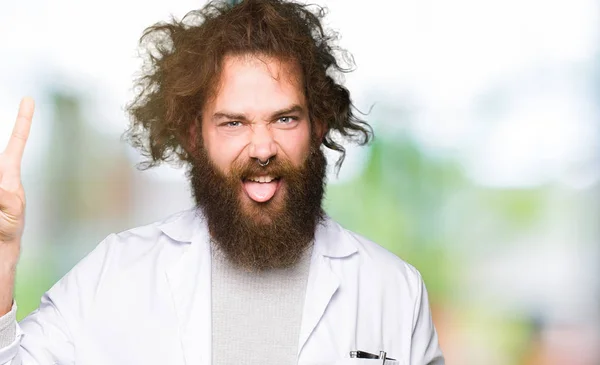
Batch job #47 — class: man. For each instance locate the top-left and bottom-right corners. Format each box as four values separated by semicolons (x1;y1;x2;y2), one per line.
0;0;444;364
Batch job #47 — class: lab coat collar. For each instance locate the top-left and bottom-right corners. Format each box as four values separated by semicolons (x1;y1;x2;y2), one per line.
157;208;201;243
313;216;358;258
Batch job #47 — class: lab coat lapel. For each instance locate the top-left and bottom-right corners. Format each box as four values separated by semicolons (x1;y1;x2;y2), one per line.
298;218;358;356
297;252;339;356
162;210;213;365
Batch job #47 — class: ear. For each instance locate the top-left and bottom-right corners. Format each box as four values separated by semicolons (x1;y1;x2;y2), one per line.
184;119;200;156
313;120;328;145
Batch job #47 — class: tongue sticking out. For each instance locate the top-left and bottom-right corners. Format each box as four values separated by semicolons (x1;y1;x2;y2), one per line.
243;180;278;203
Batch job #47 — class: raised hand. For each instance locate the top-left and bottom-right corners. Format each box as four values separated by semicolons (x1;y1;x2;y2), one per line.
0;97;34;251
0;97;34;315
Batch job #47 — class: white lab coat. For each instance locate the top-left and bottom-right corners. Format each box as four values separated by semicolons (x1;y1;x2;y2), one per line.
0;209;444;365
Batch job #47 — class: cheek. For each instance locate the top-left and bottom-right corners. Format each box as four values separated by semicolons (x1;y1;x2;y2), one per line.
202;126;248;174
274;123;312;166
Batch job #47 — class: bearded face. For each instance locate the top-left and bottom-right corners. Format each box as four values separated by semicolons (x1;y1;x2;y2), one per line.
190;54;327;271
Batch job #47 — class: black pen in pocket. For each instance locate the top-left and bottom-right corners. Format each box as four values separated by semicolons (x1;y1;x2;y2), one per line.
349;350;396;363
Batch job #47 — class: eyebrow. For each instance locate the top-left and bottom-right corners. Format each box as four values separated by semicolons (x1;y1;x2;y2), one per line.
212;104;306;122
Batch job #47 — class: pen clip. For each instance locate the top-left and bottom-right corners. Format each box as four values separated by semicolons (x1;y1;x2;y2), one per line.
379;351;387;364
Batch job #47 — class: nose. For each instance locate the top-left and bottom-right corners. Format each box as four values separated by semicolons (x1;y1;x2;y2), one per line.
248;124;277;163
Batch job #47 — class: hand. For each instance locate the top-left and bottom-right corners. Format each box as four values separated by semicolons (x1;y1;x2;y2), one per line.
0;97;34;252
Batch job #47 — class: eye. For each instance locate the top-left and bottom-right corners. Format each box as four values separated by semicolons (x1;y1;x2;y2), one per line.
277;116;297;124
224;121;242;128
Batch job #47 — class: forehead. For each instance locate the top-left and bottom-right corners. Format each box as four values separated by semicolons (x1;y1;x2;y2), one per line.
210;54;306;113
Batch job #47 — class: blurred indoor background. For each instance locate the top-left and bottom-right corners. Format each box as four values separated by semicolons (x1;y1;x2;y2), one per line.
1;0;598;363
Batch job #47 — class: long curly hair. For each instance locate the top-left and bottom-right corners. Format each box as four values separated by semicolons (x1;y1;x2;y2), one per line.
125;0;372;171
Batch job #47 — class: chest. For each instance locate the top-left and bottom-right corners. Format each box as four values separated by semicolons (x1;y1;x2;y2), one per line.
210;251;311;365
72;269;411;365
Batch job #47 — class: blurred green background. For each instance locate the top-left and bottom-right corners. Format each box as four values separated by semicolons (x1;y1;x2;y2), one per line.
1;0;599;364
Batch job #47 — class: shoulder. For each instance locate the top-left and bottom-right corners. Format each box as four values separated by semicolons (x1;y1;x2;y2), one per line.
325;218;424;293
61;209;200;283
97;208;200;265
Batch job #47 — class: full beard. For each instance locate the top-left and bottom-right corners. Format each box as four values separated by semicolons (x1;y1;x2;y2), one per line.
189;141;327;271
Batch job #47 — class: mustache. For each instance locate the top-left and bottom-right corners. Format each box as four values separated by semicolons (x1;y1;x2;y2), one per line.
230;157;297;180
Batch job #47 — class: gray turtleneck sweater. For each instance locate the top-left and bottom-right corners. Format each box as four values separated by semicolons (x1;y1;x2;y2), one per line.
211;245;312;365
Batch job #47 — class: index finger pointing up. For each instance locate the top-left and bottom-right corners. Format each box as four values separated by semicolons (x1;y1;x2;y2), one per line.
5;97;35;162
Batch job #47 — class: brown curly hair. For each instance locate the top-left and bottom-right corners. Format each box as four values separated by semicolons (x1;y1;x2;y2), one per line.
125;0;372;171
